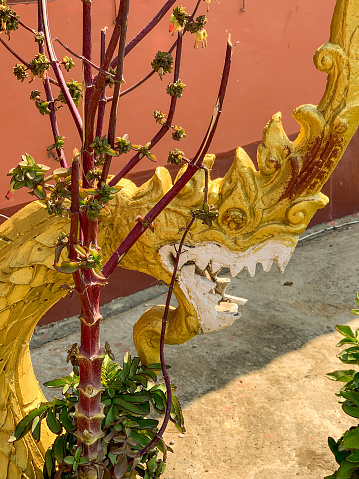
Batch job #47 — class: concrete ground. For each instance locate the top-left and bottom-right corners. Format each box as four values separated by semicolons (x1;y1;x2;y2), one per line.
30;215;359;479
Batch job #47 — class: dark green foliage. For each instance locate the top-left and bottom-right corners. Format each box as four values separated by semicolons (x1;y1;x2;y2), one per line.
58;79;82;106
168;148;185;165
151;51;173;79
90;136;117;165
0;0;19;37
115;135;132;155
62;56;75;72
171;125;186;141
193;203;219;227
29;53;51;80
153;111;166;125
13;63;28;82
185;14;207;33
10;352;183;478
326;310;359;478
166;79;186;98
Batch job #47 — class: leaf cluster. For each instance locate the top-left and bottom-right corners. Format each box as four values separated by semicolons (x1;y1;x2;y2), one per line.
29;53;51;81
171;125;186;141
326;312;359;478
166;79;186;98
0;0;19;38
151;51;173;79
62;56;75;72
168;148;184;165
10;352;184;479
193;203;218;227
58;79;82;106
7;153;50;199
90;136;117;165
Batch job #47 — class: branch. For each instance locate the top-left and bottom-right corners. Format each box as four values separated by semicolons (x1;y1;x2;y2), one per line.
108;31;183;187
40;0;83;138
192;36;237;166
0;37;30;67
111;40;177;100
9;13;36;35
38;3;67;168
95;28;107;139
82;0;92;88
109;0;177;69
103;37;235;277
100;0;130;185
55;37;116;79
137;215;196;457
69;154;80;261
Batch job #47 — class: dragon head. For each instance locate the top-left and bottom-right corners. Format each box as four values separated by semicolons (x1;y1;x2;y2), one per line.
98;0;359;358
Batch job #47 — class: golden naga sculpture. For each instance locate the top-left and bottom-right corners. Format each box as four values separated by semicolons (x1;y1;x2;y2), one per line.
1;0;359;477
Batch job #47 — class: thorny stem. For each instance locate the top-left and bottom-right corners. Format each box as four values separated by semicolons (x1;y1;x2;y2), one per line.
100;0;130;186
37;3;67;168
40;0;83;138
108;31;183;187
104;37;235;277
138;214;196;457
69;156;80;261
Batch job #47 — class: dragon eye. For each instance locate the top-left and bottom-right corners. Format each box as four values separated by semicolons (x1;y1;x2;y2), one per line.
221;208;246;231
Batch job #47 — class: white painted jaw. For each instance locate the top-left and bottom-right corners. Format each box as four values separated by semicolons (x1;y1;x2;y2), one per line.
158;239;296;334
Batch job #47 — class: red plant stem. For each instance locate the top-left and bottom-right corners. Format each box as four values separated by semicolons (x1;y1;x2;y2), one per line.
95;29;107;139
110;70;155;100
84;0;129;153
82;0;94;184
82;1;92;88
104;37;234;278
109;0;204;101
69;156;80;260
100;0;130;186
0;37;30;67
109;0;177;70
138;215;195;457
40;0;83;138
55;37;114;78
9;13;36;34
108;39;177;101
37;2;67;168
108;31;183;187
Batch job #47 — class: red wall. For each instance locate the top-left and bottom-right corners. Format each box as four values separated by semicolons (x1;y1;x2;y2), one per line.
0;0;336;211
3;0;357;325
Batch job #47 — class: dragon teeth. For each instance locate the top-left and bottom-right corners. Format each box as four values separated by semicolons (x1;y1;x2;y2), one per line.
223;294;247;306
261;258;273;272
246;263;256;277
229;263;243;277
275;249;292;273
211;261;223;273
215;302;239;313
197;275;216;293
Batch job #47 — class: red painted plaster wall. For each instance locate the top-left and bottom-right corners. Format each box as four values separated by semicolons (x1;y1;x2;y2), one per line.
0;0;336;211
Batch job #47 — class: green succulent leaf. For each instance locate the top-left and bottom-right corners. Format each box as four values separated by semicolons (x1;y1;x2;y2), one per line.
46;408;62;435
336;325;356;339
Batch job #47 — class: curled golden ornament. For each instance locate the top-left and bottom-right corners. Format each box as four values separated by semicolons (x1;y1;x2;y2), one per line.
220;208;247;231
